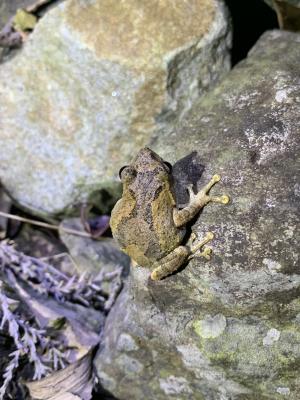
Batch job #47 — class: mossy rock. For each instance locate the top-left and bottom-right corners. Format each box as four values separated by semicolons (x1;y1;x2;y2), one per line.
95;30;300;400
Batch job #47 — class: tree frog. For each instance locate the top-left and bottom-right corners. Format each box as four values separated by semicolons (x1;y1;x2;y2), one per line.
110;148;229;280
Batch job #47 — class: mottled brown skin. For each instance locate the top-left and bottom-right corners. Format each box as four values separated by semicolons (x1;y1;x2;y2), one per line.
110;148;229;280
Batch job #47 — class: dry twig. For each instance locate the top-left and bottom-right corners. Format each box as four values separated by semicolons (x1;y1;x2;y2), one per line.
0;211;101;239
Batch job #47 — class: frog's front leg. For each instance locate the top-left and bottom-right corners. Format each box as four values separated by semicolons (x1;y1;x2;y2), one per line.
151;232;213;280
173;174;229;227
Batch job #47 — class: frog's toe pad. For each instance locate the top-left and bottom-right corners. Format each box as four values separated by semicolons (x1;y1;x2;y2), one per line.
221;195;230;204
150;270;159;280
212;174;221;182
206;232;214;240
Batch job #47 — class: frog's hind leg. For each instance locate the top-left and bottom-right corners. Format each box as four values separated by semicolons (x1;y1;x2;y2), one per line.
150;232;215;281
150;246;190;281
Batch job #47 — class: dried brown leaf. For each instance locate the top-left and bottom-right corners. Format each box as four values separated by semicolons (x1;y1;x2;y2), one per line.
26;350;93;400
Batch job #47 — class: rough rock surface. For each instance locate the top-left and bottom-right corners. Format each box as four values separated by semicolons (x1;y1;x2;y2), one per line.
0;0;231;217
95;30;300;400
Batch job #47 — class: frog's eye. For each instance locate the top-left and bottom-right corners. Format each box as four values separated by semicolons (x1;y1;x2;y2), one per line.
163;161;172;173
118;165;137;181
118;165;128;179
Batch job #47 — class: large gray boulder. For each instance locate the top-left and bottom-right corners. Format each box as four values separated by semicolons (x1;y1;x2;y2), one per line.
95;30;300;400
0;0;231;218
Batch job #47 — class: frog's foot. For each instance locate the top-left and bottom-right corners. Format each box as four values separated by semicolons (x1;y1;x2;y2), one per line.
194;175;229;205
174;175;229;227
189;232;214;260
199;247;213;260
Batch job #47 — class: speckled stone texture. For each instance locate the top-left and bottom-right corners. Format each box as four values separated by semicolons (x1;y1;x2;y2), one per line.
95;30;300;400
0;0;231;217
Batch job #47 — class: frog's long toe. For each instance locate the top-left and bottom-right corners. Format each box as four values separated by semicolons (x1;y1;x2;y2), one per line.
200;174;221;195
190;231;214;256
210;194;230;204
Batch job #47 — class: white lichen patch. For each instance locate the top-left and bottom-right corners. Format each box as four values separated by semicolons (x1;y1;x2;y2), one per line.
294;183;300;197
275;89;289;103
262;258;281;274
223;90;259;110
159;376;192;395
201;116;210;123
273;71;294;106
116;333;139;352
243;123;291;165
116;354;144;374
273;70;292;89
265;196;277;208
177;344;250;395
231;173;244;186
276;387;290;396
194;314;226;339
283;222;296;239
263;328;281;346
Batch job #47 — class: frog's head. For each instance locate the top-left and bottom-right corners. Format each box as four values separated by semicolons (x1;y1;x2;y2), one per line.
119;148;172;184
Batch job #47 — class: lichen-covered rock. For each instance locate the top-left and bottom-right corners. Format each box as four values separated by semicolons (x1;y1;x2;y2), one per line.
0;0;231;218
264;0;300;31
95;30;300;400
0;0;33;29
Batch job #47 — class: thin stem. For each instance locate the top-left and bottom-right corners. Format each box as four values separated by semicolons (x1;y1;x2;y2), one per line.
0;211;102;239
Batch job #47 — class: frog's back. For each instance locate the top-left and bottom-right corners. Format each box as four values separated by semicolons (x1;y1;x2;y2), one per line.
111;186;185;268
146;184;185;259
110;147;186;268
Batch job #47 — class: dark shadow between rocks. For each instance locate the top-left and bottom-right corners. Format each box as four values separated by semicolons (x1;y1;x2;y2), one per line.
225;0;278;65
93;384;119;400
